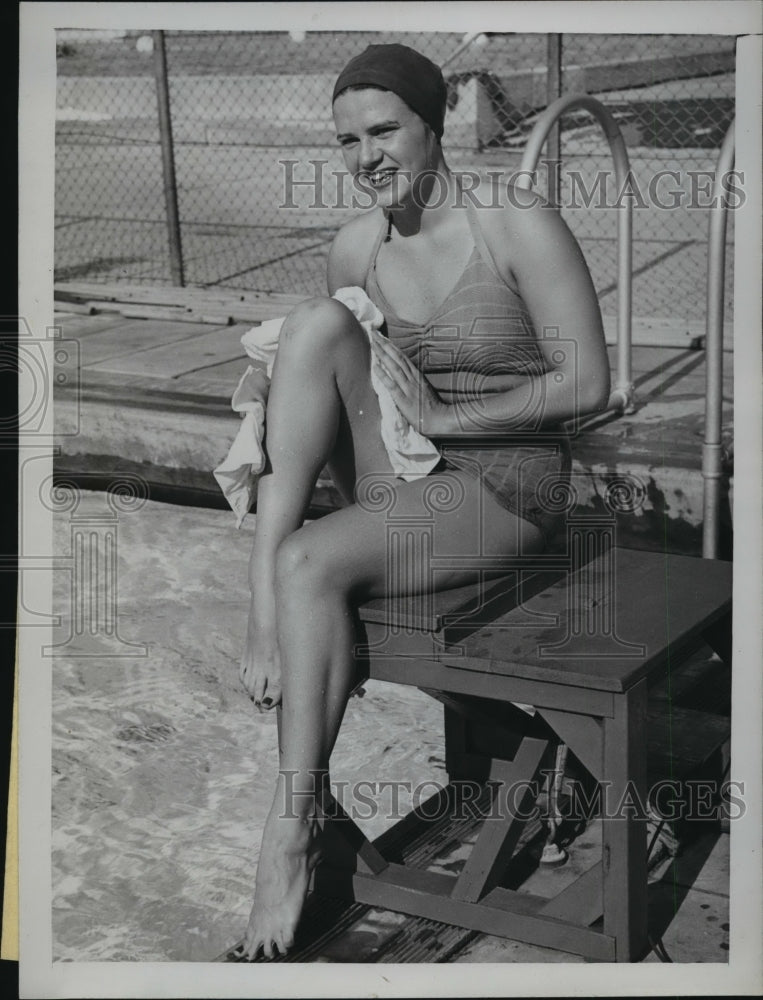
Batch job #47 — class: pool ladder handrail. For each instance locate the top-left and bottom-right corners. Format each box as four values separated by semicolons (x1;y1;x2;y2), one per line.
519;96;734;557
702;119;735;559
517;94;635;415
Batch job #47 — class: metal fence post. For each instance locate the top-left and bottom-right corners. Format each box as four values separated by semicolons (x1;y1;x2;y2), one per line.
702;119;735;559
546;34;562;207
152;30;185;286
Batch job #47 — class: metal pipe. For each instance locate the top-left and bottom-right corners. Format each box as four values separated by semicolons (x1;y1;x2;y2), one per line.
545;35;562;207
152;30;184;287
702;120;735;559
518;95;635;414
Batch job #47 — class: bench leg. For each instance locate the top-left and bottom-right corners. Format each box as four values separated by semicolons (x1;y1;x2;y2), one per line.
702;609;733;667
602;679;649;961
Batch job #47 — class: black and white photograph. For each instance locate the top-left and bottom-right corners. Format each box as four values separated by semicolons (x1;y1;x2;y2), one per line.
16;1;762;996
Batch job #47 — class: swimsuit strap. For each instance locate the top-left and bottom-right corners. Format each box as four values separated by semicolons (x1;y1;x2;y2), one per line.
363;211;391;288
462;196;513;290
364;184;519;305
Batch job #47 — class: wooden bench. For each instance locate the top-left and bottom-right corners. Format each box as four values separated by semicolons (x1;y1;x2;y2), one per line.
307;541;732;962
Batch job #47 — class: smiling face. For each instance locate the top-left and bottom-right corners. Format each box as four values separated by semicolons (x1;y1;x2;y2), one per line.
333;87;440;211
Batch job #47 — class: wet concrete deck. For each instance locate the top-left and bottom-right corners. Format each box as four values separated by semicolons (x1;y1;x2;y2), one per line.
52;282;734;556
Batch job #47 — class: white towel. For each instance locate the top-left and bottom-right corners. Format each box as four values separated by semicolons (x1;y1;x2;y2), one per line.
213;286;441;527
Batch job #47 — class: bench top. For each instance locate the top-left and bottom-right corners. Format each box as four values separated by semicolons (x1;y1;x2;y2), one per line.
358;547;732;694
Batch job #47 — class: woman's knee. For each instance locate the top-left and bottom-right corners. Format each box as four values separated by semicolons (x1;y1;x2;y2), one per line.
274;529;340;600
280;297;365;357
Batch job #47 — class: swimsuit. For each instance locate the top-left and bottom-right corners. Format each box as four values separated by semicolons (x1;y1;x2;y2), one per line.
364;203;572;546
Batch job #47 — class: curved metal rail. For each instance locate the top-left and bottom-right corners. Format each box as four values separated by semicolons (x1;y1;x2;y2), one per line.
517;95;635;414
702;119;735;559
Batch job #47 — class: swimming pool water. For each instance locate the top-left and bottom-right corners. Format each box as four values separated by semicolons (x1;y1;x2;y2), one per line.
51;492;446;961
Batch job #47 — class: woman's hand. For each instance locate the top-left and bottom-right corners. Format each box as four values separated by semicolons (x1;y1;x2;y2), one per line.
371;332;452;437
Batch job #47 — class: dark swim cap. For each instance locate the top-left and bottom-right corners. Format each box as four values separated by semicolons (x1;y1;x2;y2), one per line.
332;43;447;140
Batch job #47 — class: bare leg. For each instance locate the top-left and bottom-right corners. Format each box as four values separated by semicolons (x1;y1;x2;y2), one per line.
240;297;395;958
239;297;392;709
244;463;544;958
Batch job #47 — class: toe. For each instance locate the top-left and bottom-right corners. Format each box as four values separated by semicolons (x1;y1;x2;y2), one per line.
276;930;294;955
252;676;266;705
243;926;263;962
262;684;282;710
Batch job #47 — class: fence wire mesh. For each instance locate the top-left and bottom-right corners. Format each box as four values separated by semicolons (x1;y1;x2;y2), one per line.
55;30;736;321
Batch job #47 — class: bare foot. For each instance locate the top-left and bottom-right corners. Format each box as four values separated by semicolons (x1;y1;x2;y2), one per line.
239;620;282;710
242;812;322;960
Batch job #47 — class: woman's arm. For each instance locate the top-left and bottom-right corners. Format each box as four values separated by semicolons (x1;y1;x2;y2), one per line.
373;194;610;438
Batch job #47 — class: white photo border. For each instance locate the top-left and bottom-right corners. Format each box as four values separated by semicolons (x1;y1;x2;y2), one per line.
18;2;763;997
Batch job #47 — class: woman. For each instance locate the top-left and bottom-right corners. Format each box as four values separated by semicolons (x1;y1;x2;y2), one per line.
239;43;609;959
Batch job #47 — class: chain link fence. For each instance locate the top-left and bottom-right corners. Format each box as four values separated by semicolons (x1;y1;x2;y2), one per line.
55;30;736;321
